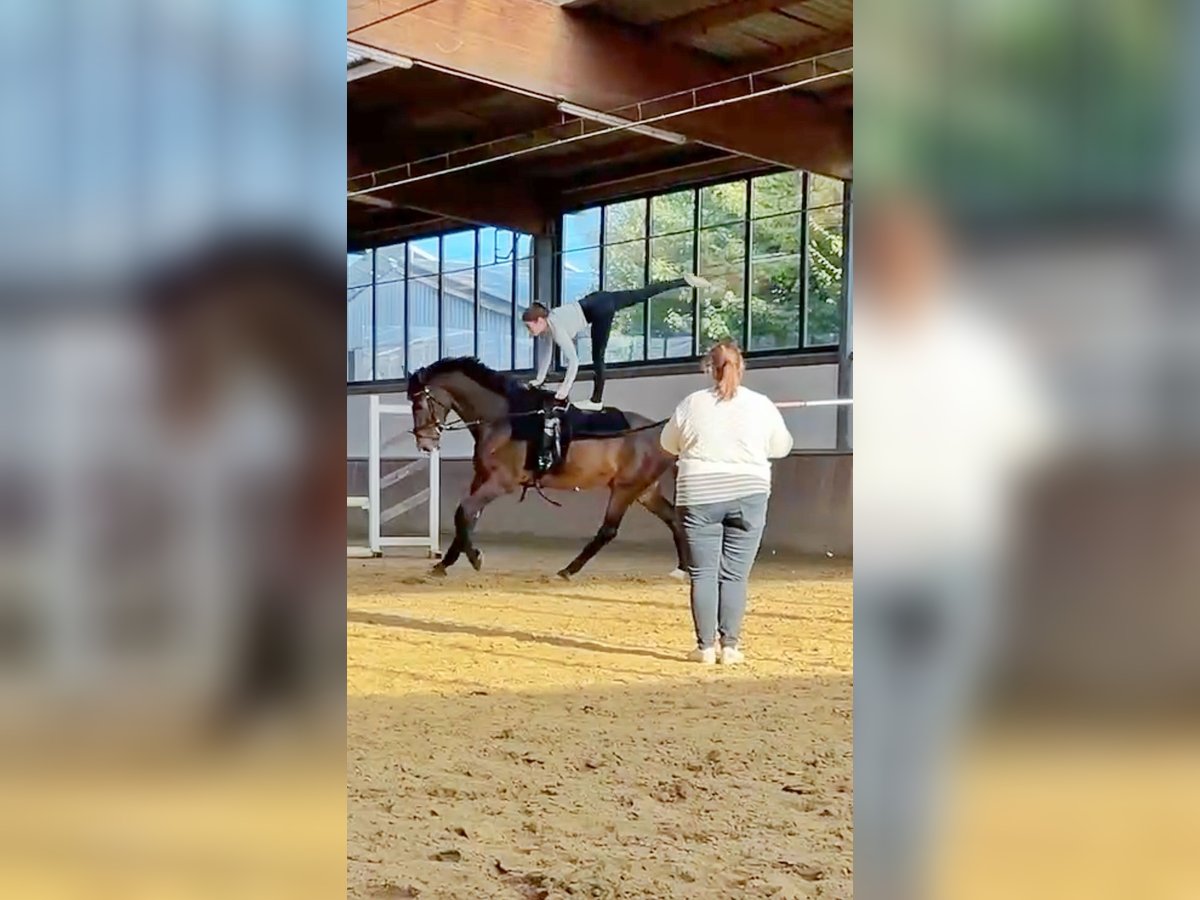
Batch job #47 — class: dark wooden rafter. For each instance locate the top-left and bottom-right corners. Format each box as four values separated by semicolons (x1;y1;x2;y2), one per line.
348;214;459;250
734;30;853;78
562;154;776;208
655;0;799;41
535;135;677;178
366;171;553;235
351;0;851;177
349;0;443;34
818;83;853;110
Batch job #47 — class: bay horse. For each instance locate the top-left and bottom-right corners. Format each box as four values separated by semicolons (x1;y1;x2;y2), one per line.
406;357;688;580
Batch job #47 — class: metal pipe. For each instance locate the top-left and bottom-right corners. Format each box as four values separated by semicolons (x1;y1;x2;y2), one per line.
347;41;415;69
556;101;688;145
775;398;853;408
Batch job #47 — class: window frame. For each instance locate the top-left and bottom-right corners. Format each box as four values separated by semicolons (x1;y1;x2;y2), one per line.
555;169;847;378
346;170;850;387
347;226;535;386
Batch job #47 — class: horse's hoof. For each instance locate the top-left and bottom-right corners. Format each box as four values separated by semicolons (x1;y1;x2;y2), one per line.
669;567;688;581
468;550;484;572
430;563;448;578
557;568;572;582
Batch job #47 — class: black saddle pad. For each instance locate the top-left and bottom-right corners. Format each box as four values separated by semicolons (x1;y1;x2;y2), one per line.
507;396;631;443
513;402;634;477
562;406;631;436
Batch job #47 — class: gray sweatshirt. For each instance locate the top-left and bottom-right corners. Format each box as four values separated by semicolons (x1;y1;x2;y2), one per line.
533;301;587;396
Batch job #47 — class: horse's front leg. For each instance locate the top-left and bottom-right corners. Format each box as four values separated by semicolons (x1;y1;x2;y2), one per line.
432;475;510;575
431;433;509;576
432;470;483;575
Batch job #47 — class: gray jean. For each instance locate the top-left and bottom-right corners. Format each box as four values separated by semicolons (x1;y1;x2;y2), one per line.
680;493;769;650
854;557;1001;900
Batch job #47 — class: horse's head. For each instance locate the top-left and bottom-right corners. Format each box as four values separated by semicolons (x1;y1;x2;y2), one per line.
406;357;514;452
406;368;453;454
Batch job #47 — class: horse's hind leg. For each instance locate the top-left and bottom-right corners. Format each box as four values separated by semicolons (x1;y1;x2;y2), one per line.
558;486;637;580
637;485;690;577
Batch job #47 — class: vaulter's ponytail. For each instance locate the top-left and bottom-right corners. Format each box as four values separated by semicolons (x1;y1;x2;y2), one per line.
704;338;745;401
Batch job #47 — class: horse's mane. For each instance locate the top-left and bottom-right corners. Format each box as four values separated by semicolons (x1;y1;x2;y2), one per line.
408;356;550;408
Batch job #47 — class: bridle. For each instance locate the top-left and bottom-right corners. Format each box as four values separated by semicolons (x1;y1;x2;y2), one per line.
410;386;478;442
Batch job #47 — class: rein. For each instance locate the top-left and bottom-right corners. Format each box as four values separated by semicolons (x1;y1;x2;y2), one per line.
411;386;668;440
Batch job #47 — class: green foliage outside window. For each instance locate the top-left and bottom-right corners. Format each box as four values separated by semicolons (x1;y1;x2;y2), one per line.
587;173;846;359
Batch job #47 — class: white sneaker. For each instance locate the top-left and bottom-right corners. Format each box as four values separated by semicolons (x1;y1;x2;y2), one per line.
689;647;717;665
573;399;602;411
683;272;712;290
719;645;745;665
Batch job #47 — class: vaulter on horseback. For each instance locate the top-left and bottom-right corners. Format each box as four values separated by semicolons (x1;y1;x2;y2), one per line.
521;274;711;411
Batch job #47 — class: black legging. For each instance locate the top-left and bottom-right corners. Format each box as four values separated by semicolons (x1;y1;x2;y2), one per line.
578;278;688;403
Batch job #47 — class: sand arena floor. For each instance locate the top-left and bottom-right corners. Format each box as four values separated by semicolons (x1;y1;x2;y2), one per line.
348;542;853;899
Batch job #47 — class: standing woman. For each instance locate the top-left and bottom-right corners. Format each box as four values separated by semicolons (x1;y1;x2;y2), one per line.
660;340;794;664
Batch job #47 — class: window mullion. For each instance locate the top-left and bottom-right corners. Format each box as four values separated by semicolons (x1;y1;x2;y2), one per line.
369;250;376;382
691;187;700;358
473;229;480;360
642;196;650;362
436;235;444;360
511;243;518;371
594;206;605;372
801;172;811;348
741;179;751;351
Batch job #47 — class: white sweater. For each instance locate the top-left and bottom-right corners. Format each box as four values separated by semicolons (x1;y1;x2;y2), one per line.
534;302;587;396
855;296;1056;569
660;386;794;506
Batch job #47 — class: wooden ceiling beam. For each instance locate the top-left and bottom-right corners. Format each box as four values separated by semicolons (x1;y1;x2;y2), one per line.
349;214;459;249
656;0;796;41
349;0;441;35
378;172;554;235
349;69;508;119
535;136;674;179
352;0;850;177
819;84;853;110
562;154;776;208
735;30;853;78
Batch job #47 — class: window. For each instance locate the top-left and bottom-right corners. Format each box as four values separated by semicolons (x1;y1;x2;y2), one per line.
561;209;600;304
407;237;440;372
346;227;537;384
560;208;601;364
515;235;535;369
346;171;849;385
374;243;405;379
563;193;702;367
602;198;647;363
748;172;803;352
805;175;845;348
441;230;476;359
649;190;695;360
697;182;748;346
478;227;514;371
347;249;373;382
557;170;848;368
